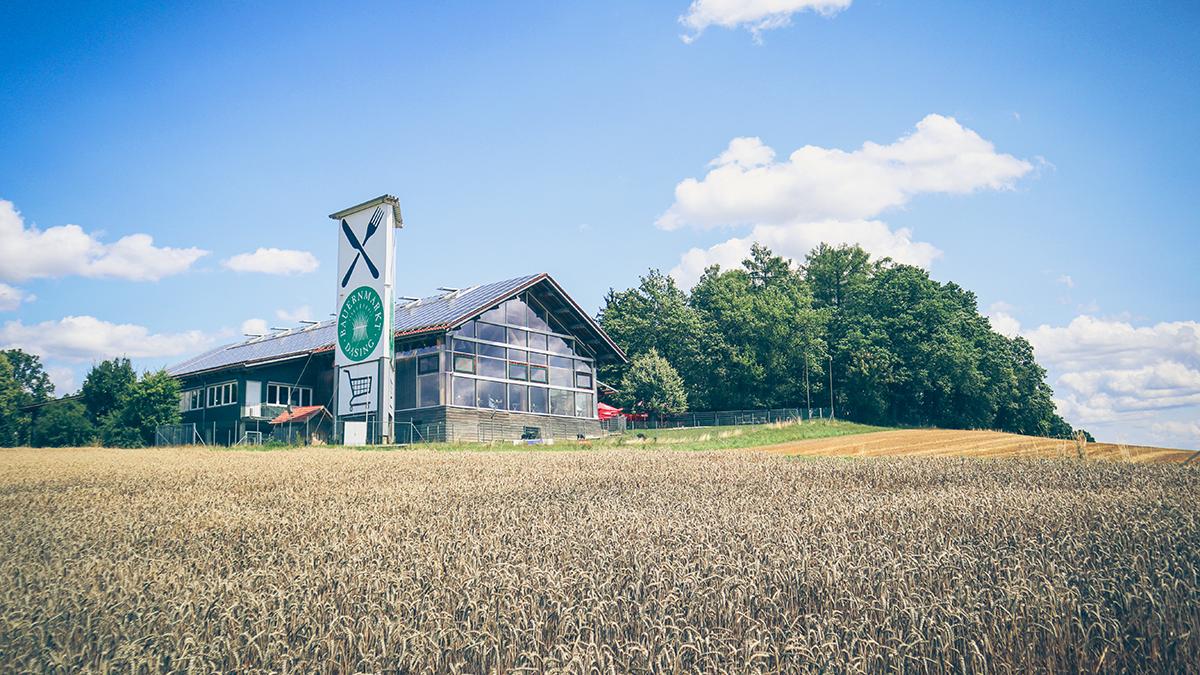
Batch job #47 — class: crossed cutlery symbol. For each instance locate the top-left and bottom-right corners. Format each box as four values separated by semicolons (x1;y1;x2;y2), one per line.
341;206;383;288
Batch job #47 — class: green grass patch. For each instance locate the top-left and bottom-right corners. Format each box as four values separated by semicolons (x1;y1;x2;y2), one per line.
586;419;886;452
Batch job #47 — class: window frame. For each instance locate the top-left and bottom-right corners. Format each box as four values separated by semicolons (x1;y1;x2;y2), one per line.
266;382;312;407
206;381;238;408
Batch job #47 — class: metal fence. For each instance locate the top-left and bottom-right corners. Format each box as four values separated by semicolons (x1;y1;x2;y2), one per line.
155;423;205;447
622;407;831;430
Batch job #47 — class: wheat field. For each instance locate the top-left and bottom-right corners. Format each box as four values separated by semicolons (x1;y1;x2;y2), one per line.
1;447;1197;672
759;428;1198;463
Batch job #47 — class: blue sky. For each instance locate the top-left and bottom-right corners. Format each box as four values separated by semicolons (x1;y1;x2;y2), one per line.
1;1;1197;447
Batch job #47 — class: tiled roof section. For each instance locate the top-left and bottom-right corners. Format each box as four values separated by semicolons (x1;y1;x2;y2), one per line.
168;274;545;376
269;405;327;424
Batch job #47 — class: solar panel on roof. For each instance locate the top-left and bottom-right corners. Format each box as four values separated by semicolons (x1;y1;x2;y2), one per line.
168;274;545;376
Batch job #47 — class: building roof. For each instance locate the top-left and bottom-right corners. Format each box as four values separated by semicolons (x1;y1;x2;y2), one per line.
168;273;626;377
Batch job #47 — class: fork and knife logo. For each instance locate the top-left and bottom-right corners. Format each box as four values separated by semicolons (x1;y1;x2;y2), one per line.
341;206;384;288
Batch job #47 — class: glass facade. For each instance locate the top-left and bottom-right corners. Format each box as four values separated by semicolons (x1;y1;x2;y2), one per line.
393;292;598;419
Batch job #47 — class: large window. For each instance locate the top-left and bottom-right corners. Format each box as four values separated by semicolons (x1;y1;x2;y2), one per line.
529;386;548;413
443;293;597;418
453;377;475;407
180;389;203;412
508;384;527;412
397;344;443;411
207;381;237;408
477;379;505;410
550;389;574;416
267;383;311;407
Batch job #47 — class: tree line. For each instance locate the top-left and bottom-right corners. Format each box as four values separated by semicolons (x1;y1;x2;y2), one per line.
0;353;181;448
600;243;1087;439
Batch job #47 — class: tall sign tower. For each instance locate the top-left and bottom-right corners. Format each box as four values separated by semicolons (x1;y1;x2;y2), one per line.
330;195;402;443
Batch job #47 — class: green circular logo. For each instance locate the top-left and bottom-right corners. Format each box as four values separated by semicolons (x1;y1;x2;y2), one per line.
338;285;385;362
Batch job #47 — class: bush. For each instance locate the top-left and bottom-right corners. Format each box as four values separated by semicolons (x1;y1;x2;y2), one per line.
31;401;95;447
100;370;181;448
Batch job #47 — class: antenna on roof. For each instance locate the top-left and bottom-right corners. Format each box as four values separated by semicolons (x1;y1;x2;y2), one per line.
270;327;291;332
399;296;420;301
243;333;263;338
299;320;318;325
437;286;460;293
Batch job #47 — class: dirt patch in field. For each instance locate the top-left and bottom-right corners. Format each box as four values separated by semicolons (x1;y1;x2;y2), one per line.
757;428;1197;463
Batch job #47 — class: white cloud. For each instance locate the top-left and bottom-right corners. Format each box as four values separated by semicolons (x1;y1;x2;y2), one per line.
662;115;1028;285
671;219;941;287
241;318;269;335
989;313;1022;339
659;115;1032;231
0;316;211;362
1056;274;1075;288
1024;316;1200;374
1150;421;1200;449
222;248;319;275
275;305;314;323
679;0;852;43
45;366;77;396
995;312;1200;448
0;199;208;282
0;283;28;311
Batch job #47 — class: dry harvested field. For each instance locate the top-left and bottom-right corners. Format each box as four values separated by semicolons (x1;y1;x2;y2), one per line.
1;447;1198;673
760;428;1197;463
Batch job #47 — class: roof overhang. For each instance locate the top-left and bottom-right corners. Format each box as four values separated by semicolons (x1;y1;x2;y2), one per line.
328;194;403;227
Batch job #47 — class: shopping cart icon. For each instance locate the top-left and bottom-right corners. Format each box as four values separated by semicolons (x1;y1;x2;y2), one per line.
344;369;373;411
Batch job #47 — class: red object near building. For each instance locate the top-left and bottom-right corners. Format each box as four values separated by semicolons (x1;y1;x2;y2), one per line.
269;405;326;425
597;402;622;420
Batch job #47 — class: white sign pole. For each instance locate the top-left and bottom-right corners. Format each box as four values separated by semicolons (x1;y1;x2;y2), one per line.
330;195;402;444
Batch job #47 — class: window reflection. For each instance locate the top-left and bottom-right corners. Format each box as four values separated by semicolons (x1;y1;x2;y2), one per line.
575;393;593;418
478;342;505;358
505;299;527;327
453;355;475;374
508;384;527;412
418;373;440;407
508;363;528;381
479;357;506;379
477;379;505;409
550;389;573;416
476;322;505;343
479;306;504;324
453;377;475;406
529;386;548;413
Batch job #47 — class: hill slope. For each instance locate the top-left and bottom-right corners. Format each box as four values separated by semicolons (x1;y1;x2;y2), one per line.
758;428;1196;463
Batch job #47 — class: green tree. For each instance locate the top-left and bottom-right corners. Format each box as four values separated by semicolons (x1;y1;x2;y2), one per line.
81;358;136;423
598;270;714;407
100;369;181;448
0;355;28;446
604;241;1078;440
0;349;55;402
617;349;687;420
690;245;826;409
32;400;96;447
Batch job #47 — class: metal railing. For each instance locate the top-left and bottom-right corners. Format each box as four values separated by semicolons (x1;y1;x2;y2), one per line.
622;407;830;431
234;430;263;446
155;423;205;447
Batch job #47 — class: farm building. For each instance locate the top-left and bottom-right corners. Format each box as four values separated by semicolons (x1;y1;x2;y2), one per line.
167;273;626;444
